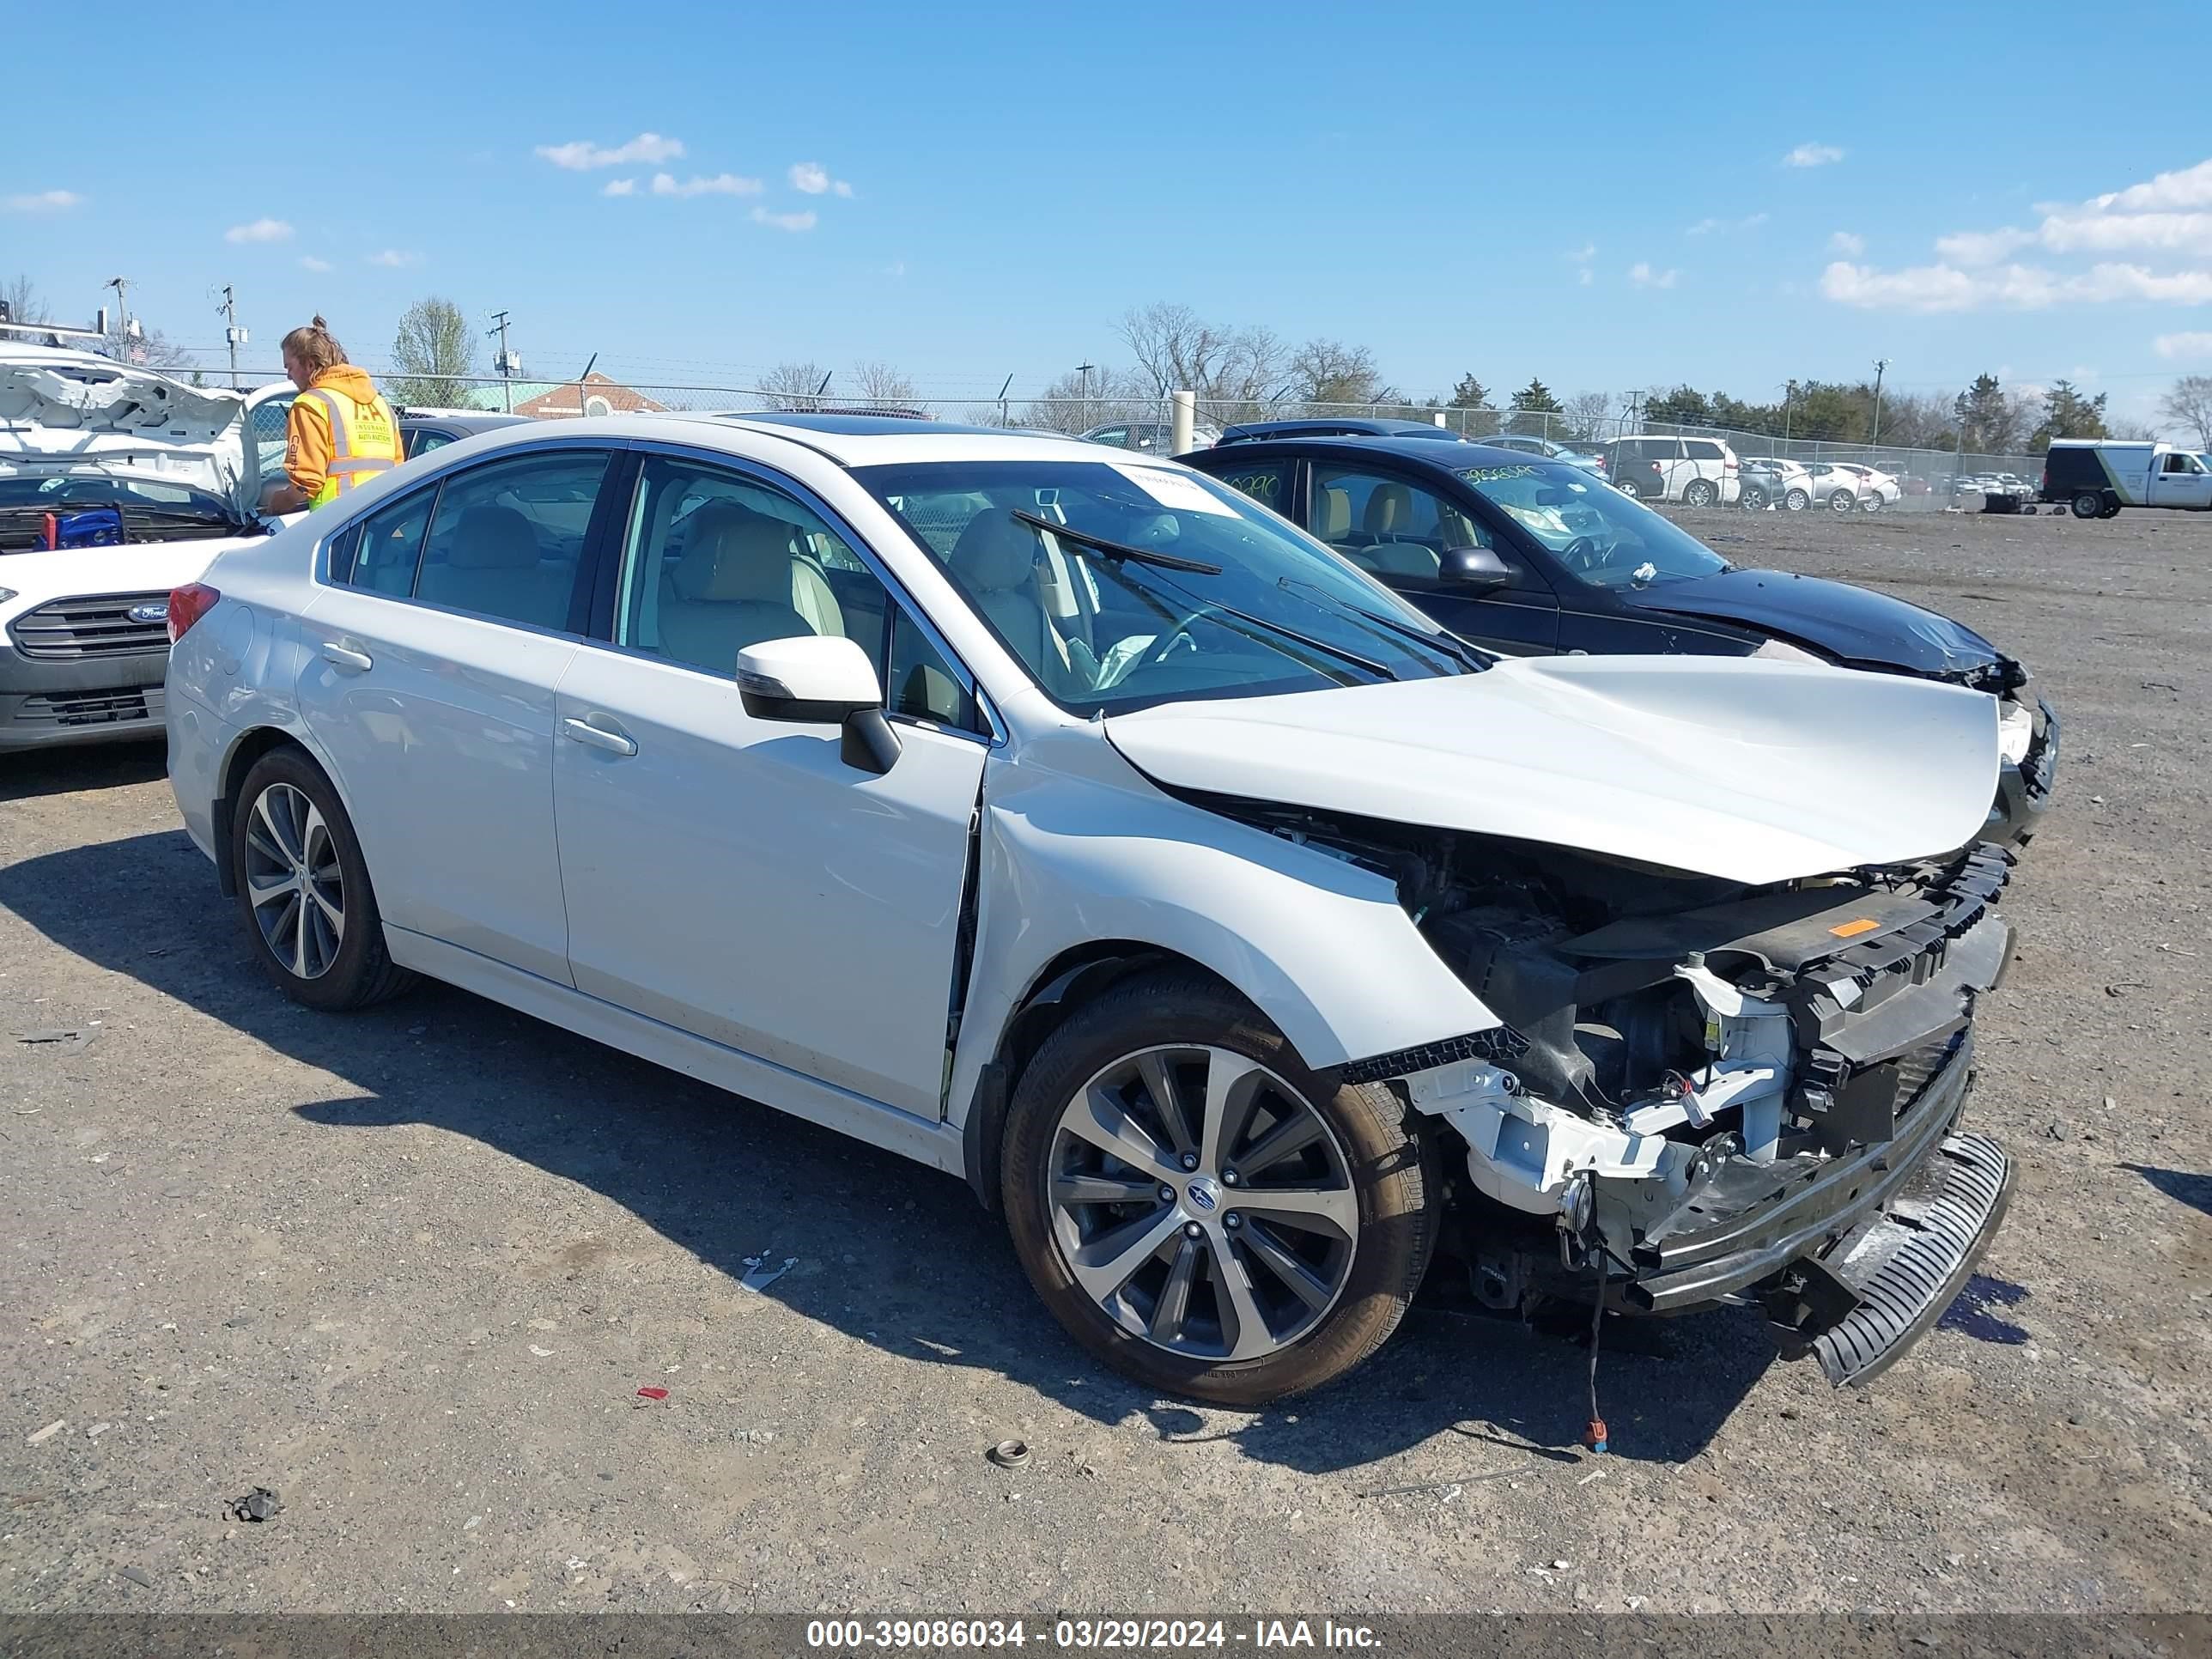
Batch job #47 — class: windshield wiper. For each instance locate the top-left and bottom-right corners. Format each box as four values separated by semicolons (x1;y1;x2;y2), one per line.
1276;578;1491;672
1009;509;1223;574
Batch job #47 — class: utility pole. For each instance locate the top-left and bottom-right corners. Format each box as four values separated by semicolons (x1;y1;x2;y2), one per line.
487;310;515;412
1075;361;1095;431
1869;357;1890;447
104;277;137;360
996;373;1012;428
216;285;246;388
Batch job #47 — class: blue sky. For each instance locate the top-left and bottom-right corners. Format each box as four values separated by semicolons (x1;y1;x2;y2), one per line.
5;1;2208;425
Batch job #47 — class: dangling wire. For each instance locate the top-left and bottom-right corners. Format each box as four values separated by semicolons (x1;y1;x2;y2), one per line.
1584;1246;1610;1455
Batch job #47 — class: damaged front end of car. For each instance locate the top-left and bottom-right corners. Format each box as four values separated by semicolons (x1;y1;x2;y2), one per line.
1206;797;2017;1385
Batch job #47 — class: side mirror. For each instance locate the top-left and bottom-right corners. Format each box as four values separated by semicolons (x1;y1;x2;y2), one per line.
734;635;902;775
1436;545;1514;591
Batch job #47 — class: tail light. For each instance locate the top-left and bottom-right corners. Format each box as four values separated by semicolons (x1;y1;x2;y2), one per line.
167;582;220;644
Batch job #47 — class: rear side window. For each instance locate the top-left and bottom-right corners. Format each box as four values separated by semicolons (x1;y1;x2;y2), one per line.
1685;441;1724;461
1210;462;1287;513
413;451;612;629
341;487;435;595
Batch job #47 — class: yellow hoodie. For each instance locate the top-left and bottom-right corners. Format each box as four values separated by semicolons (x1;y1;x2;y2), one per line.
283;364;400;502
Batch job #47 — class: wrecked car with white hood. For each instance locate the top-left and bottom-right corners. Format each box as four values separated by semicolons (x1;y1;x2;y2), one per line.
1;346;295;749
165;421;2017;1408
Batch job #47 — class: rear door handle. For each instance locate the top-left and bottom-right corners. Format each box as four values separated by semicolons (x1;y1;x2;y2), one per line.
562;715;638;757
320;641;374;673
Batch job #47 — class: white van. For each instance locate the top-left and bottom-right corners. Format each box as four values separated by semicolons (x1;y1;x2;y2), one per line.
1600;434;1741;506
2040;440;2212;518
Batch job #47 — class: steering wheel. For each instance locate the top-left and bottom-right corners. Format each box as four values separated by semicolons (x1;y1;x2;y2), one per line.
1139;603;1228;671
1560;535;1606;573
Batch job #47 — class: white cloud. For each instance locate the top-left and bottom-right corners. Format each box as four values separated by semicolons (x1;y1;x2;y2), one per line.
751;206;817;233
651;172;763;198
536;132;684;170
4;189;80;211
1828;230;1866;256
884;259;908;279
788;161;854;198
1686;217;1720;236
1628;262;1678;289
1741;212;1769;228
1577;267;1593;287
832;179;854;198
1566;242;1595;262
1784;143;1844;167
2156;331;2212;359
1935;227;2036;264
225;216;293;244
298;255;333;273
1821;258;2212;312
368;249;421;268
602;178;636;197
1690;213;1766;236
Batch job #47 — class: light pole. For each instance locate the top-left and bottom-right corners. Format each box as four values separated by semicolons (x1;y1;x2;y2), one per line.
1869;357;1890;447
216;285;245;388
487;310;516;412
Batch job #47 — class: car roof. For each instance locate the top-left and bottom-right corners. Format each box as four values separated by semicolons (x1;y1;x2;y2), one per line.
397;410;527;430
425;410;1173;470
1188;434;1550;471
1220;416;1466;442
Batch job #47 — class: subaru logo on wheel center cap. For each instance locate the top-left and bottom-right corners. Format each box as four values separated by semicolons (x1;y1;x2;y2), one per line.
1186;1176;1221;1213
129;601;169;624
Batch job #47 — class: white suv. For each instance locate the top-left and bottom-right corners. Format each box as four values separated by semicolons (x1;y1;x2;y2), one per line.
165;415;2015;1403
1601;434;1741;506
1;347;296;750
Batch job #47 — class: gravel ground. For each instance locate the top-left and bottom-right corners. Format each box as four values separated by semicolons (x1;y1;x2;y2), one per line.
1;504;2207;1617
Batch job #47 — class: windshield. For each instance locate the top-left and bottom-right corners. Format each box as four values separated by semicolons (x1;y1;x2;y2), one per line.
857;459;1479;714
1456;460;1729;590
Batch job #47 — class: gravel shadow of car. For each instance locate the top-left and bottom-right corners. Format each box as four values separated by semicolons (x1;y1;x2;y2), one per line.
0;738;167;804
1;828;1778;1473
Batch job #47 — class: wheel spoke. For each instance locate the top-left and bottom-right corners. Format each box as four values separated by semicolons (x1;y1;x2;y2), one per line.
1065;1084;1178;1182
253;789;302;866
1147;1235;1200;1344
245;823;289;871
1052;1170;1160;1208
1238;1182;1360;1243
1215;1245;1275;1360
306;880;344;934
1066;1206;1182;1304
289;890;311;977
1135;1051;1194;1157
1240;1220;1336;1312
306;900;339;976
1197;1048;1265;1174
1234;1109;1326;1179
246;871;296;911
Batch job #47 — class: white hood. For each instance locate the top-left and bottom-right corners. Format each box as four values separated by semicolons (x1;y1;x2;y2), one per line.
0;346;259;515
1105;654;1999;886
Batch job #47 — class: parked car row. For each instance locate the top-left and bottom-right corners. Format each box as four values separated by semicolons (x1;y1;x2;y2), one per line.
7;343;2044;1410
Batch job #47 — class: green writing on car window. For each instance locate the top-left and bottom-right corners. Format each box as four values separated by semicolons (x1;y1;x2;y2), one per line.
1458;465;1542;484
1225;472;1279;501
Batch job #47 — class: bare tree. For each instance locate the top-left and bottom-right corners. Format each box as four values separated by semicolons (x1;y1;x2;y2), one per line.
2159;375;2212;449
1021;365;1151;434
93;319;192;369
850;361;919;410
388;296;477;408
1117;302;1285;416
1562;390;1615;443
2;273;47;326
1289;338;1394;407
758;361;830;409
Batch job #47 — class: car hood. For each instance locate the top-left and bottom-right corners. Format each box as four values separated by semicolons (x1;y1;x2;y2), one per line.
0;349;257;517
1619;568;2002;675
1104;654;1997;886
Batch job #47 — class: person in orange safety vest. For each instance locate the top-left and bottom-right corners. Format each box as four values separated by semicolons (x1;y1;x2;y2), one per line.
262;316;403;513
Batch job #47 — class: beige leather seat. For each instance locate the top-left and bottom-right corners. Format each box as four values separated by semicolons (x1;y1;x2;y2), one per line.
1358;483;1440;580
423;504;574;626
1315;485;1352;546
947;510;1097;696
658;501;843;674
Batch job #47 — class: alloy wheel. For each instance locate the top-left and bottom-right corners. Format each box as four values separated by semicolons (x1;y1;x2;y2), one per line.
1045;1044;1358;1362
243;781;345;980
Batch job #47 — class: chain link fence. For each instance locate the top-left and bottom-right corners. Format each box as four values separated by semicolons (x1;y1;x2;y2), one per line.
224;371;2045;514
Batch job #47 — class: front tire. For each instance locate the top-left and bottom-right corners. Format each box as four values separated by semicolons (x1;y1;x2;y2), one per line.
1784;488;1809;512
1001;972;1437;1406
230;748;415;1011
1829;488;1856;513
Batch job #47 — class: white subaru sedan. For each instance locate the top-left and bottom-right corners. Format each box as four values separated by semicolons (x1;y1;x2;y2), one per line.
167;415;2018;1404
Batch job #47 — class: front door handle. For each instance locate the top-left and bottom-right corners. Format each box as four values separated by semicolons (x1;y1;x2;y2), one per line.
320;641;374;673
562;715;638;757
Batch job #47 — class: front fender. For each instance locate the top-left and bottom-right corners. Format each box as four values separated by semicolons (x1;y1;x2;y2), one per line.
945;728;1499;1138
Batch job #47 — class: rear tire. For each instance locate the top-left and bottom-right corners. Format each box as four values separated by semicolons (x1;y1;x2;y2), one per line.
229;748;415;1011
2071;491;2103;519
1741;484;1769;511
1828;489;1856;513
1681;478;1717;507
1614;478;1641;498
1862;495;1886;514
1000;971;1437;1406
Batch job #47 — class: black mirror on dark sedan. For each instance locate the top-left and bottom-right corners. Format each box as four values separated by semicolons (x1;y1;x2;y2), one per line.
1436;545;1515;591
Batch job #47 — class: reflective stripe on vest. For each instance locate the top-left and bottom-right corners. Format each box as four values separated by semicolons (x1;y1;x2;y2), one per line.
304;386;401;507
